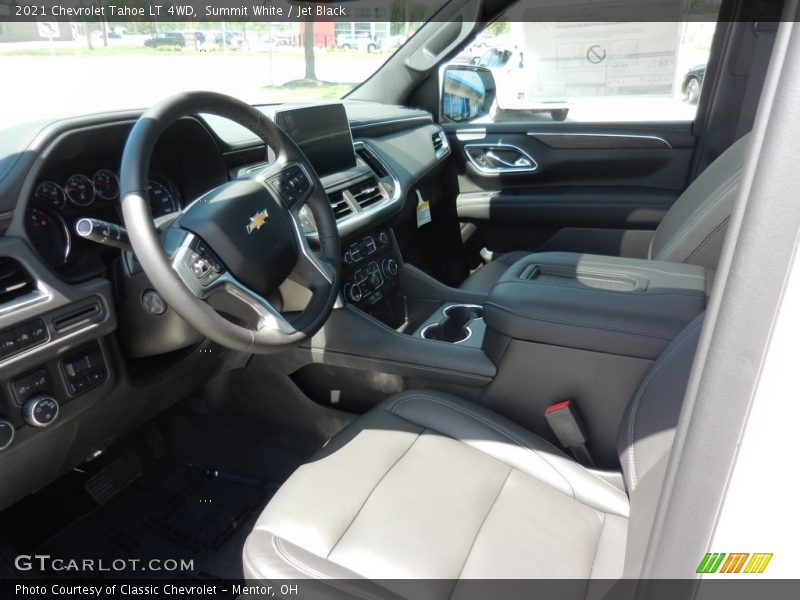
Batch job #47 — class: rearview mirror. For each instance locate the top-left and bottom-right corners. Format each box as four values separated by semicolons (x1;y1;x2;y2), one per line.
441;65;497;122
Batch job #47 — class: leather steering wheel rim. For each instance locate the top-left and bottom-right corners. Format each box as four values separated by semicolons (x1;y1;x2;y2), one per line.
119;91;341;353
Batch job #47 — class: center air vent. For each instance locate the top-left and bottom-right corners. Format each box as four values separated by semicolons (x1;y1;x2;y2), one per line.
327;190;354;219
350;178;384;209
355;146;388;178
328;176;389;222
0;258;35;305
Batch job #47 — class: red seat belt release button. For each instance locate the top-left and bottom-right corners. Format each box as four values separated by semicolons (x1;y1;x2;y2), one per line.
544;400;594;467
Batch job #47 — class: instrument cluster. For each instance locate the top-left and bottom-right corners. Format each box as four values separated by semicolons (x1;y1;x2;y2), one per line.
26;170;181;267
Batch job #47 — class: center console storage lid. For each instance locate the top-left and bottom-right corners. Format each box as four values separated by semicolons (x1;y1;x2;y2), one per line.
484;252;706;360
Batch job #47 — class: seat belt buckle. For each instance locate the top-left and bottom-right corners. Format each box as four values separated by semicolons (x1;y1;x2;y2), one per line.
544;400;595;467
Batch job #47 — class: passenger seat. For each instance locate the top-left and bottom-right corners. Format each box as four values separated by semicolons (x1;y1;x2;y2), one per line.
244;315;705;582
461;133;750;294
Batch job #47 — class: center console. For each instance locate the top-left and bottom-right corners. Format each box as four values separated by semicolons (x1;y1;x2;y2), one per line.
477;251;707;466
308;245;707;468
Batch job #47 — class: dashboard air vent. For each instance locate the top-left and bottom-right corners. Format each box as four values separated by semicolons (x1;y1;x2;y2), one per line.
350;178;384;209
432;131;449;158
0;258;34;305
327;190;354;219
356;146;388;178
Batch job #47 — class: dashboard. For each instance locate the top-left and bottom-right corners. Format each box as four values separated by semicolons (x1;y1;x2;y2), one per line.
15;116;228;283
0;99;450;512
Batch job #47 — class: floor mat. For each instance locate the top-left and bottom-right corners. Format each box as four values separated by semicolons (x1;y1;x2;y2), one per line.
37;464;276;581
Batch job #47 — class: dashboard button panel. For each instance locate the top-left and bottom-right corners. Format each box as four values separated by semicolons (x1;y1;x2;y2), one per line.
61;345;107;397
11;368;51;404
344;235;380;265
341;228;400;309
0;318;49;360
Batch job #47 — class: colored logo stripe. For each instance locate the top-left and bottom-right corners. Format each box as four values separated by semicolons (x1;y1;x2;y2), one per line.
744;553;773;574
720;553;749;573
697;553;726;573
697;552;773;574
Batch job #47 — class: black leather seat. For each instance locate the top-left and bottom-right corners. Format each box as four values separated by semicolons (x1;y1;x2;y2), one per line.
461;134;751;294
243;316;704;586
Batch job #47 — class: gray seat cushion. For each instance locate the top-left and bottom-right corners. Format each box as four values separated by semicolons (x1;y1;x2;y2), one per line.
244;391;629;588
243;316;704;589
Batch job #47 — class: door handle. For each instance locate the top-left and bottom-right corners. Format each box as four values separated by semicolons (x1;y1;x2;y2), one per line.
464;144;539;175
484;150;533;168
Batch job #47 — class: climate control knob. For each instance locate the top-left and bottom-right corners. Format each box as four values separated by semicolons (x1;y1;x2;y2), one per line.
0;420;14;451
382;258;398;278
22;395;59;428
345;283;363;303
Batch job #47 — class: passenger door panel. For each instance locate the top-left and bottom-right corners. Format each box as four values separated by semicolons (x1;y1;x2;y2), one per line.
445;122;696;256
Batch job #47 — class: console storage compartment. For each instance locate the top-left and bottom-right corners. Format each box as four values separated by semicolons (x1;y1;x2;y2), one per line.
484;252;707;361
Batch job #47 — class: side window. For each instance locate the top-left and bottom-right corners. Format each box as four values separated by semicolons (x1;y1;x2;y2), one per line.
443;17;718;124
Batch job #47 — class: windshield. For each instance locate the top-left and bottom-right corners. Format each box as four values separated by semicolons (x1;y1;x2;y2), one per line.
0;20;430;129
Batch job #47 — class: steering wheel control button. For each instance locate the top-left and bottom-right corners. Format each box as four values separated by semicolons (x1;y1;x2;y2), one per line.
0;420;14;451
23;395;59;428
187;238;225;285
141;289;167;315
192;256;214;278
273;165;311;206
11;368;52;404
62;346;107;397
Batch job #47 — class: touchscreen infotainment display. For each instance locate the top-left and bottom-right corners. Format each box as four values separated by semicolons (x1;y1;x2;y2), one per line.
274;104;356;177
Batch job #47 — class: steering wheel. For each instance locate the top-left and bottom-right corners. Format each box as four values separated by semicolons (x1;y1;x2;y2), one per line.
119;91;341;354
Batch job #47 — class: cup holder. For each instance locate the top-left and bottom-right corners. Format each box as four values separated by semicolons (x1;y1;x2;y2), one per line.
420;304;484;344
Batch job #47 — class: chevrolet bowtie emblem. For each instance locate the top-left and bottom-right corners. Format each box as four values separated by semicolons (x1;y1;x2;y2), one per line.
247;209;269;234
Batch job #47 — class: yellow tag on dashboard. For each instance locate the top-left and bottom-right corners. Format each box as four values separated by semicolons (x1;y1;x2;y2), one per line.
416;190;432;229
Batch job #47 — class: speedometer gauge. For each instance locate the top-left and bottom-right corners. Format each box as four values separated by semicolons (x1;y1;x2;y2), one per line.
147;180;179;218
25;208;71;266
93;169;119;201
65;174;95;207
34;181;66;210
